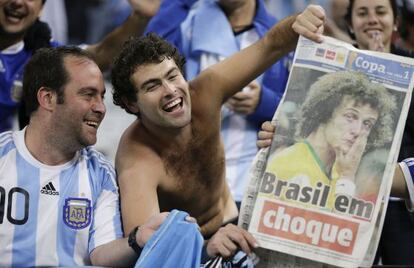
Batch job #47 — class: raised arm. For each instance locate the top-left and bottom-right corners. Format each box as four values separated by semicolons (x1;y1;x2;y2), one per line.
86;0;161;70
145;0;197;47
191;5;325;110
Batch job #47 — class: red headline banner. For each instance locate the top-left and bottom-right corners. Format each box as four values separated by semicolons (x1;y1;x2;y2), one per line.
258;201;359;254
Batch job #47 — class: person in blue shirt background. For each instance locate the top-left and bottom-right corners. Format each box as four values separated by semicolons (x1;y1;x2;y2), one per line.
0;0;161;133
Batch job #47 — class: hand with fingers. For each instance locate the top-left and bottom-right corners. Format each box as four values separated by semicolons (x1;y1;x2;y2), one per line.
136;212;197;247
335;131;369;181
257;121;276;149
136;212;169;247
368;30;385;52
206;224;259;259
292;4;326;43
225;81;261;115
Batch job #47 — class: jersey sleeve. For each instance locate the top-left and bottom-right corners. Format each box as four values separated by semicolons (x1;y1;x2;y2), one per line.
88;163;123;253
399;158;414;212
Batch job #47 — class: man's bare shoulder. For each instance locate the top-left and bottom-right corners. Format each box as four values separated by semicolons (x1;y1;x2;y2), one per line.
115;121;163;182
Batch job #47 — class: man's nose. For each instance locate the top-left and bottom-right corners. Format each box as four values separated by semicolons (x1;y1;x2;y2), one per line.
92;98;106;114
350;120;363;136
163;81;177;94
10;0;24;6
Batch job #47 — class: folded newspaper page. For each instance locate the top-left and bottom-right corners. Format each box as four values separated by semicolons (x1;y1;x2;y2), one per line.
239;36;414;268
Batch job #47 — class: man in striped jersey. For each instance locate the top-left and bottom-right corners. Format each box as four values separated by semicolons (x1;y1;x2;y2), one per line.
0;46;169;267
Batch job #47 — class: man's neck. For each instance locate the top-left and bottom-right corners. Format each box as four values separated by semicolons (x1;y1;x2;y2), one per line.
220;0;256;32
25;120;78;166
139;119;193;152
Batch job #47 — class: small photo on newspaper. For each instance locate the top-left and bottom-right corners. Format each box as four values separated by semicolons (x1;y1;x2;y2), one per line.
243;36;414;268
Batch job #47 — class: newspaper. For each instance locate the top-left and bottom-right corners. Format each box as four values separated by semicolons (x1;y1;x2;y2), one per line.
239;36;414;268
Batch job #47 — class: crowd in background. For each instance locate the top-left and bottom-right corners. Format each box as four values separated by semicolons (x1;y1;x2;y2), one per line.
2;0;414;266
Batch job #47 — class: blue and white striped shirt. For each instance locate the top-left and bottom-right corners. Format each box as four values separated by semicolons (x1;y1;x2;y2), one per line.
400;158;414;212
0;129;123;267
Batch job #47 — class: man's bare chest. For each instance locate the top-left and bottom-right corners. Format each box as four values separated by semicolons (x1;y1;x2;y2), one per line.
158;135;225;207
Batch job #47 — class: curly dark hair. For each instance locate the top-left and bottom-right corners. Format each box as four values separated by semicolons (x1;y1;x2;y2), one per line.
111;33;186;115
296;71;396;150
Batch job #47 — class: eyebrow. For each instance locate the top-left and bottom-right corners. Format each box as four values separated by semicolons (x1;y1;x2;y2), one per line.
356;5;387;11
78;87;106;95
345;107;378;120
140;67;179;89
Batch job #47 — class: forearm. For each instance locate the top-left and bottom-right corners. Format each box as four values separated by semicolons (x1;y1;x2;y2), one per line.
262;15;298;63
392;162;410;199
90;238;138;267
87;12;151;70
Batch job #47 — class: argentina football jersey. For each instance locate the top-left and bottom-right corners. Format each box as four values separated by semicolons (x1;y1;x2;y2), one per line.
0;129;123;267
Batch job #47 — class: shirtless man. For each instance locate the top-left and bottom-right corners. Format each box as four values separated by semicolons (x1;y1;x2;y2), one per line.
111;5;326;258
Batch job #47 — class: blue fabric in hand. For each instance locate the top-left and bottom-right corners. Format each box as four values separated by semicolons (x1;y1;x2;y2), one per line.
135;210;204;268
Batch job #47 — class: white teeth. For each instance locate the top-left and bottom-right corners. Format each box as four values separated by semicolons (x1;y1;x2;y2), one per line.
164;98;181;109
85;121;98;128
5;9;24;19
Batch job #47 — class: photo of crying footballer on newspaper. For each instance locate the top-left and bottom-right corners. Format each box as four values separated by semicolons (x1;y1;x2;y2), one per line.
263;68;402;216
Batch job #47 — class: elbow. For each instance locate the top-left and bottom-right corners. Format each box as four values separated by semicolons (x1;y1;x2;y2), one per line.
90;247;105;267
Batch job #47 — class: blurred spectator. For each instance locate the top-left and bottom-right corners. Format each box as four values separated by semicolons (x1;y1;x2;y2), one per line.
0;0;160;133
394;0;414;52
265;0;353;42
324;0;354;43
85;0;131;43
264;0;327;19
65;0;132;45
40;0;68;44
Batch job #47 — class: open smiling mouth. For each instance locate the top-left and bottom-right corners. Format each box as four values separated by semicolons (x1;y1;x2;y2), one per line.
162;97;183;113
4;8;26;22
85;120;100;129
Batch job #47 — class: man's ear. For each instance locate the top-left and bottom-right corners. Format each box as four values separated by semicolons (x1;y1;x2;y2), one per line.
122;97;140;114
37;87;56;112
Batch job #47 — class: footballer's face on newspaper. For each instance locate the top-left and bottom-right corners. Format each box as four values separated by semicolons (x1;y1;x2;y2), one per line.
130;58;191;129
350;0;395;51
324;96;378;154
0;0;43;38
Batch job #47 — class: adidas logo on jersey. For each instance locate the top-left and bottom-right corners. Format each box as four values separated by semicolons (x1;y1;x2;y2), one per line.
40;182;59;195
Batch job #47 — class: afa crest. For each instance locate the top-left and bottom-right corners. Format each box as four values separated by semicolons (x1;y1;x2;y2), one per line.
63;198;92;229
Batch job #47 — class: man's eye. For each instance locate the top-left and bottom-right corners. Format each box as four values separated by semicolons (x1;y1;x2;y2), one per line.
168;75;177;81
82;92;94;98
345;113;355;120
364;121;374;129
146;84;158;92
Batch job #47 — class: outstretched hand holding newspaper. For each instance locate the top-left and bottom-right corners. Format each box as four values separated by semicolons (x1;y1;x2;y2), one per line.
292;5;325;43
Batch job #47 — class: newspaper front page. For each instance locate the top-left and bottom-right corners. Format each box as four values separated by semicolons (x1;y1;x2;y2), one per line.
239;36;414;268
